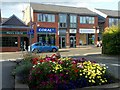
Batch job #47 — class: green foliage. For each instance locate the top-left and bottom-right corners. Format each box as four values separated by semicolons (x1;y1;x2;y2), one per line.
102;26;120;55
12;53;36;83
13;60;33;83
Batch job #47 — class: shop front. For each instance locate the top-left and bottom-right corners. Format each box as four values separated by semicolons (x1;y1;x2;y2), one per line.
79;28;96;45
37;27;56;45
59;29;66;48
69;29;76;48
1;30;29;52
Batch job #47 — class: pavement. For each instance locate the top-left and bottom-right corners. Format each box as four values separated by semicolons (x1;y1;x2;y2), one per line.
1;61;16;90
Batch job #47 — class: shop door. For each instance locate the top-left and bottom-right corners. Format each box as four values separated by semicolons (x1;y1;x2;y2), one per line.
70;36;76;48
88;34;94;45
59;36;66;48
20;37;29;51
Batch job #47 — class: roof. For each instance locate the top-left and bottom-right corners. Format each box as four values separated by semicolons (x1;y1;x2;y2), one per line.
2;15;28;27
97;9;119;17
30;3;97;16
1;18;8;23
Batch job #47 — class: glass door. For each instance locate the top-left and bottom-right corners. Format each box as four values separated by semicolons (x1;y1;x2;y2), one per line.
70;36;76;48
59;36;66;48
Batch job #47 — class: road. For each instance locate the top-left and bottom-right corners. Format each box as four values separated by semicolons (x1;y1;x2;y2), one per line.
0;46;101;60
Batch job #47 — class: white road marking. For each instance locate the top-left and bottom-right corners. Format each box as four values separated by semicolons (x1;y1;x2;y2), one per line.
0;60;9;62
83;52;101;56
110;64;120;67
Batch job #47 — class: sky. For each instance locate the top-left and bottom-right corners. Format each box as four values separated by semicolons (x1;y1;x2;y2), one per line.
1;0;120;20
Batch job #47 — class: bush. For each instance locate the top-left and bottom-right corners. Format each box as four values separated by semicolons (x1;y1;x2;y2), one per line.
102;26;120;55
13;53;38;83
13;60;33;83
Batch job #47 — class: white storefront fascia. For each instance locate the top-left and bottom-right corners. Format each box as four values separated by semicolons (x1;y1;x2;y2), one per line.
79;29;96;34
70;29;77;33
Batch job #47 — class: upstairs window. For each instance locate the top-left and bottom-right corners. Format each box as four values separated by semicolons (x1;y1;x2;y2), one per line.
70;15;77;28
80;16;94;24
109;18;119;27
37;14;55;22
59;14;67;28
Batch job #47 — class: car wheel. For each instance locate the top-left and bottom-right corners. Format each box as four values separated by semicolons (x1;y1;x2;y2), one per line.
33;49;39;53
52;48;57;52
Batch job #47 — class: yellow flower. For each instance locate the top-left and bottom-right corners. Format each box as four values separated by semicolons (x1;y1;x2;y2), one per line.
100;79;103;82
102;80;105;83
103;67;106;70
89;76;92;79
80;74;82;76
102;71;105;74
87;72;91;75
105;80;107;82
89;80;91;82
97;76;101;79
92;80;95;83
83;72;85;74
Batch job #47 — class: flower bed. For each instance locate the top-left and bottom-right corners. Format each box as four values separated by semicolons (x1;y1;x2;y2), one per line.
26;54;115;89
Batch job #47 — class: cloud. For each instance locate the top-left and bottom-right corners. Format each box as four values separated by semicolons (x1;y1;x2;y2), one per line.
1;0;119;19
1;0;119;3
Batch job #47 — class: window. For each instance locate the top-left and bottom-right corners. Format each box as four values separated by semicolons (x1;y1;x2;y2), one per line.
59;14;67;28
37;14;55;22
109;18;119;27
1;37;18;47
70;15;77;28
80;16;95;24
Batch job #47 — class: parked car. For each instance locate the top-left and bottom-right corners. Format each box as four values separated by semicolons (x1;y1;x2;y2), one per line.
28;42;58;53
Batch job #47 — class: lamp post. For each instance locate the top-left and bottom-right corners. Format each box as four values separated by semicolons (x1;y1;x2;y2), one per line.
29;2;32;53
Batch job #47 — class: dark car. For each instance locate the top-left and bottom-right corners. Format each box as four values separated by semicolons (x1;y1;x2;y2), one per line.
28;42;58;53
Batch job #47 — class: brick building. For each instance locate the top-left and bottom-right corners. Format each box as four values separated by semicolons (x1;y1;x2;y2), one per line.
96;9;120;40
23;3;99;48
0;15;29;52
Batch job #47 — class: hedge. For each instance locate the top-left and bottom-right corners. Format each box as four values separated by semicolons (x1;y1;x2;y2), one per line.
102;26;120;55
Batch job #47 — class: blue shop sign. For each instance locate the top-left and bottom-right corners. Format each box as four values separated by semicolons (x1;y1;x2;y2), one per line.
27;29;34;34
37;27;56;33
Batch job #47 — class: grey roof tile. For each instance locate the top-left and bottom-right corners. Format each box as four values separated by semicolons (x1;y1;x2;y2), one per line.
2;15;28;26
97;9;119;17
30;3;97;16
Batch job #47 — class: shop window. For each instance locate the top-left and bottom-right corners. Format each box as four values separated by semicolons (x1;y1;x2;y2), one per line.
1;37;18;47
37;34;55;46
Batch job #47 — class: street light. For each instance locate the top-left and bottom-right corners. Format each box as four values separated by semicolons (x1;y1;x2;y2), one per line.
29;2;32;53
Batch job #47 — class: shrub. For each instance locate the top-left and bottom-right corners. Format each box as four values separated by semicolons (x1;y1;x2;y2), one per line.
102;26;120;55
13;60;33;83
13;53;38;83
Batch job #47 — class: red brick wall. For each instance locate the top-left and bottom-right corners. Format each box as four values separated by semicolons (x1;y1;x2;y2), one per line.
77;16;98;45
0;47;19;52
32;12;99;47
32;12;59;46
104;17;109;28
